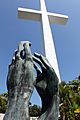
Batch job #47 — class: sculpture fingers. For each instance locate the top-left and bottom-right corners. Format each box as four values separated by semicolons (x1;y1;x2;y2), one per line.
33;62;42;76
10;49;18;64
7;62;16;92
23;41;33;60
15;41;23;60
34;52;51;68
33;55;46;71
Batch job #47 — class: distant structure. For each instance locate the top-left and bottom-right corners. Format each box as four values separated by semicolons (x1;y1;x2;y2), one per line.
18;0;68;82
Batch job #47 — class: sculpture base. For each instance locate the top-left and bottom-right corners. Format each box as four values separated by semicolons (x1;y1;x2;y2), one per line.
0;114;38;120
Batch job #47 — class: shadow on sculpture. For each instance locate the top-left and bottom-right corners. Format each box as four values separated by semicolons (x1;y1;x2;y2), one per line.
4;41;35;120
3;41;59;120
33;53;59;120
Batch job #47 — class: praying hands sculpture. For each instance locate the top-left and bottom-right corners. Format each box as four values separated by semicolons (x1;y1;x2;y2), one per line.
33;53;59;120
4;41;59;120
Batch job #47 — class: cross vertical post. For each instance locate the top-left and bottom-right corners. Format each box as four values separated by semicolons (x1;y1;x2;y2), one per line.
40;0;61;81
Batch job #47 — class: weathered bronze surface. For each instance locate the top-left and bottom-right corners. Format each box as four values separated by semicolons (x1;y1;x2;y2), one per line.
33;53;59;120
4;41;34;120
4;42;59;120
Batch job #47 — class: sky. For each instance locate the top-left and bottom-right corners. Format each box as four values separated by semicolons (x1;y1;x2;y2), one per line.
0;0;80;105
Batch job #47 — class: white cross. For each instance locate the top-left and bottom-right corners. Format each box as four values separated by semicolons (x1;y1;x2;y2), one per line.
18;0;68;82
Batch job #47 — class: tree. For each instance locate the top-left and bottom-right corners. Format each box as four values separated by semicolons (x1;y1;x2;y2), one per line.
59;79;80;120
0;92;8;113
29;104;41;117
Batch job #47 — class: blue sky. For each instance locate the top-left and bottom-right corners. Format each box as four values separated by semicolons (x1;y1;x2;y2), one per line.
0;0;80;105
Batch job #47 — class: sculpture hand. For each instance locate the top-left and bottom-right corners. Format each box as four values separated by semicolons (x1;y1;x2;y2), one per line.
33;52;59;94
33;53;59;116
7;41;34;93
5;42;35;120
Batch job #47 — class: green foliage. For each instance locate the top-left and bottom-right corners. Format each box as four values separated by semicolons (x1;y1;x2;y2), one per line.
0;92;8;113
29;104;41;117
59;79;80;120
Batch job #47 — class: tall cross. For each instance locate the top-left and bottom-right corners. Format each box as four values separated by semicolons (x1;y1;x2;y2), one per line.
18;0;68;82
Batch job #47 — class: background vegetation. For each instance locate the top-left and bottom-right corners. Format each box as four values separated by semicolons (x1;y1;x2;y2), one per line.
0;76;80;119
59;76;80;120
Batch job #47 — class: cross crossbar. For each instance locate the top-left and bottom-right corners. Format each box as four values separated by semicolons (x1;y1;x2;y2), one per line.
18;8;41;21
18;8;68;24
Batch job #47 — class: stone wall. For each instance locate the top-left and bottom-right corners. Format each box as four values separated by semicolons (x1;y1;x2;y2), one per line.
0;114;38;120
0;114;5;120
30;117;38;120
